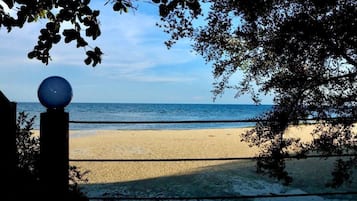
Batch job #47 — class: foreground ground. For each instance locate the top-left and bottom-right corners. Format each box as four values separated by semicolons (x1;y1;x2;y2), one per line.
68;127;357;200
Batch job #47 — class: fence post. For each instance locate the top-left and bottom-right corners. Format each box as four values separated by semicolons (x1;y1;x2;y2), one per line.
40;109;69;199
0;91;17;200
38;76;72;200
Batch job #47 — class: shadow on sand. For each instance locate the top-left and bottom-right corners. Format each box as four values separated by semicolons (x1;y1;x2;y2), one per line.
79;158;357;200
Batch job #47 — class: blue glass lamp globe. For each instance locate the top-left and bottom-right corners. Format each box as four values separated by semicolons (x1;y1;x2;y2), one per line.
38;76;73;109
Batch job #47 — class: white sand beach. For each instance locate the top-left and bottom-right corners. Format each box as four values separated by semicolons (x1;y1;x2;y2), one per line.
69;128;257;183
68;126;356;200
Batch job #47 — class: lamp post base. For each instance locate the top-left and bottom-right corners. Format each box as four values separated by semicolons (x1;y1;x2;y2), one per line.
40;110;69;199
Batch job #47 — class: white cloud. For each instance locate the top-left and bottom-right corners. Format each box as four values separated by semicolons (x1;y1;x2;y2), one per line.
85;10;200;82
0;4;197;73
123;73;195;83
0;2;222;103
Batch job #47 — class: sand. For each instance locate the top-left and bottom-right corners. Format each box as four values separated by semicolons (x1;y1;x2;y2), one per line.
69;127;258;183
68;126;357;200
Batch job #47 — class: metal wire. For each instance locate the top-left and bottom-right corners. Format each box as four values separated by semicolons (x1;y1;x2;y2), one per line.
69;119;261;124
69;117;356;125
69;153;357;163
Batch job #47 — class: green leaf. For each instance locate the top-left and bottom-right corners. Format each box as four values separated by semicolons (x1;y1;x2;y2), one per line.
113;2;122;11
27;16;35;23
159;4;168;18
53;34;61;44
27;51;37;59
84;57;91;65
93;10;100;17
76;37;88;47
94;47;102;55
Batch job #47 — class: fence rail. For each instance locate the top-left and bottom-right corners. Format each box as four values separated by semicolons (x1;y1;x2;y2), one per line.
69;153;357;163
69;118;357;200
69;119;260;124
69;117;357;125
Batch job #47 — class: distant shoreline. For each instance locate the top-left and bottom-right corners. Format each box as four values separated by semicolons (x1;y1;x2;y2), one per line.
19;102;272;130
17;101;275;106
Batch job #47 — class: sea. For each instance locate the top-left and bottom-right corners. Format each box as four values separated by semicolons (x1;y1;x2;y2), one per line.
17;102;272;130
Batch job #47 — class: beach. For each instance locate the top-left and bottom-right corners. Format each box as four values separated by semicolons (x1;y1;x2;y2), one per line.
66;125;357;200
69;128;258;183
69;126;320;183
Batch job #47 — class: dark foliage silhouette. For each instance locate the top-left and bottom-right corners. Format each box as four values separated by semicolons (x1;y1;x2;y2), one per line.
155;0;357;186
1;0;356;187
15;111;89;200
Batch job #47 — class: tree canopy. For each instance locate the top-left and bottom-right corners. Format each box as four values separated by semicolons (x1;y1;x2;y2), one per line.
0;0;132;66
156;0;357;186
1;0;356;187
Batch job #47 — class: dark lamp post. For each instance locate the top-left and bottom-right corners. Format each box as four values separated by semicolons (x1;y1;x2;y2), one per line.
38;76;72;200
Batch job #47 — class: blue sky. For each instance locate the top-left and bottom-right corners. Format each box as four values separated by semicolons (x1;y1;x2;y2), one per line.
0;1;272;104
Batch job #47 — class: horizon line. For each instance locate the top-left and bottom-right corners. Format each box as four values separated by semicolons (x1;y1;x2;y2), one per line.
17;101;274;105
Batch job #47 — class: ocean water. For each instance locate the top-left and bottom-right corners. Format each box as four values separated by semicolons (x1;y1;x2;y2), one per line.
17;103;272;130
